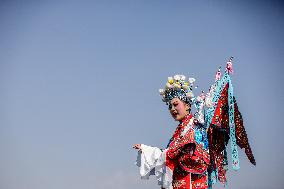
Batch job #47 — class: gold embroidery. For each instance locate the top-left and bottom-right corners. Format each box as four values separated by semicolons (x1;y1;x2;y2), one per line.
172;180;186;188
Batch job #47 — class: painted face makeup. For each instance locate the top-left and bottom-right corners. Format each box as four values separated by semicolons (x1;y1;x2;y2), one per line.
169;97;190;122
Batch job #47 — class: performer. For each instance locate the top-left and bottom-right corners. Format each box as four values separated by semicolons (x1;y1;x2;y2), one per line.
133;58;255;189
133;74;210;189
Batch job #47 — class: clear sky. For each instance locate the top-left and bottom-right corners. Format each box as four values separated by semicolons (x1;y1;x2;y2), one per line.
0;0;283;189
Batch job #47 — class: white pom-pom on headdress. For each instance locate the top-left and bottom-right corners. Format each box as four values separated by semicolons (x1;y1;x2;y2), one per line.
159;89;165;95
174;75;181;81
188;77;196;84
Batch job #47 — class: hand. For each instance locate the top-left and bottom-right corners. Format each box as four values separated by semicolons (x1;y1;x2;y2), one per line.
132;144;141;151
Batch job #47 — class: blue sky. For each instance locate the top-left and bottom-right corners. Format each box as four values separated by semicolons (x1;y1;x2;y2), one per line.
0;0;283;188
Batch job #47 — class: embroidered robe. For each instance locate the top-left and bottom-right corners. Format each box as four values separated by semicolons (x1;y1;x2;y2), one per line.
136;114;210;189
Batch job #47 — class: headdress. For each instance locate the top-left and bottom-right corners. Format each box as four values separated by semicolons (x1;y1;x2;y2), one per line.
159;74;196;105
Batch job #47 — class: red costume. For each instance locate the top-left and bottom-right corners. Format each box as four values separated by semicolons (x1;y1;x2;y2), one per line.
135;58;255;189
166;114;209;189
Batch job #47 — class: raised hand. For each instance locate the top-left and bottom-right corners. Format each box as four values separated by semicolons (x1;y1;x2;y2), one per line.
132;144;141;150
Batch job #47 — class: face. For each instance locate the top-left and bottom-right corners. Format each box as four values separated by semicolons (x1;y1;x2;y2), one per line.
168;98;190;122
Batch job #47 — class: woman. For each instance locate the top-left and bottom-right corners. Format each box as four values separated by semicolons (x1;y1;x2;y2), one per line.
134;60;256;189
133;75;210;189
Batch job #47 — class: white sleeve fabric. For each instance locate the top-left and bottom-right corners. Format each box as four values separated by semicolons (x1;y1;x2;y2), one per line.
135;144;173;189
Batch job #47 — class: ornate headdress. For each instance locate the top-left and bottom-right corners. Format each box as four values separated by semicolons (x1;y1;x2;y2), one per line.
159;74;196;105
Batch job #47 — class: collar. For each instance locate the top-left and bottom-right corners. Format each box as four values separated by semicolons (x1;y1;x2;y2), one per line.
175;114;193;132
179;114;193;126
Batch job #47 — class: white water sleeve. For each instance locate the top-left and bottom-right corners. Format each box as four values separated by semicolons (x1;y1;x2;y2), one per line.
135;144;173;189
